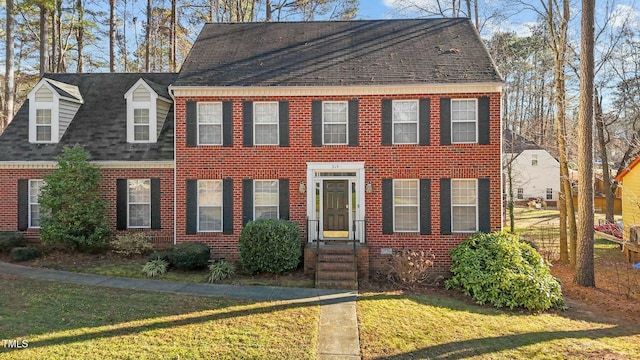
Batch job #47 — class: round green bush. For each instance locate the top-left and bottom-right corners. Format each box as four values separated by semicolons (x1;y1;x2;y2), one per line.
239;219;301;274
0;232;26;252
9;247;39;262
162;242;211;270
445;232;566;311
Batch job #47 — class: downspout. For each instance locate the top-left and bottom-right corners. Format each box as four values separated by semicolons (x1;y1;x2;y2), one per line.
168;84;177;245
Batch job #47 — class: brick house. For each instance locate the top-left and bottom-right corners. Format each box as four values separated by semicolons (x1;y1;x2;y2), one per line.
0;19;503;284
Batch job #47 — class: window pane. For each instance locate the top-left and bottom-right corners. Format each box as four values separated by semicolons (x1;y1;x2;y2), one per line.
29;180;44;227
255;206;278;220
128;179;150;203
199;124;222;145
31;204;41;227
393;123;417;144
323;124;347;144
36;109;51;124
199;207;222;231
393;101;418;122
395;207;418;232
452;122;476;143
453;206;476;232
36;126;51;141
452;180;476;205
255;180;278;206
254;103;278;124
451;100;476;121
134;109;149;124
198;103;222;124
323;102;347;122
255;124;278;145
393;180;418;205
199;181;222;206
129;204;151;227
134;124;150;141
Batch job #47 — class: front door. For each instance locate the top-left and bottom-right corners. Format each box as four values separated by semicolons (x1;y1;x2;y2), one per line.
323;180;349;238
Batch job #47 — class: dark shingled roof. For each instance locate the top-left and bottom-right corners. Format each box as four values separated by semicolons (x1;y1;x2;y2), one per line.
174;18;503;87
503;129;542;154
0;73;177;162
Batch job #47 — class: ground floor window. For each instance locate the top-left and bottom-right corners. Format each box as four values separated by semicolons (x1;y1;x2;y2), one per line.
254;180;279;220
452;179;477;232
29;179;44;228
546;188;553;200
393;179;419;232
198;180;223;232
517;188;524;200
128;179;151;228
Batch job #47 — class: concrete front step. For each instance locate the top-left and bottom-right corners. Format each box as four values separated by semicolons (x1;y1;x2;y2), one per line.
315;279;358;290
317;270;357;281
317;261;356;272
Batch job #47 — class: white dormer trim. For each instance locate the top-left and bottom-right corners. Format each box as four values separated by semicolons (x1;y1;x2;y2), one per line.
124;79;161;143
27;79;84;144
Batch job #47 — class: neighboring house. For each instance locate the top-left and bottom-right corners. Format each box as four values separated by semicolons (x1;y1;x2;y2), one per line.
503;130;560;205
615;157;640;240
0;19;504;279
0;73;177;244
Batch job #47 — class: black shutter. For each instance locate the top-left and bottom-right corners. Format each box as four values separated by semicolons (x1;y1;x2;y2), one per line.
186;101;197;147
348;99;359;146
478;178;491;232
243;101;253;147
381;99;392;146
478;96;490;145
420;179;431;235
242;179;253;226
17;179;28;231
419;98;431;146
151;178;161;229
312;100;323;146
279;179;290;220
116;179;128;230
223;178;233;234
279;101;290;147
440;178;452;235
382;179;393;234
186;180;197;235
440;98;451;145
222;101;233;147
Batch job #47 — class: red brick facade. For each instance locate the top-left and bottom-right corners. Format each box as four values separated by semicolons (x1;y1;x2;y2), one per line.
173;92;502;273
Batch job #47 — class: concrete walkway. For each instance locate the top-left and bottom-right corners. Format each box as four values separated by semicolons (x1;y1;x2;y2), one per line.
0;261;360;359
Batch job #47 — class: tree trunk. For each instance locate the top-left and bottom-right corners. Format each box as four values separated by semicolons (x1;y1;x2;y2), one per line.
595;90;615;222
170;0;176;72
4;0;15;130
559;191;568;262
574;0;596;287
40;5;50;76
55;0;63;72
110;0;116;72
145;0;151;72
76;0;84;73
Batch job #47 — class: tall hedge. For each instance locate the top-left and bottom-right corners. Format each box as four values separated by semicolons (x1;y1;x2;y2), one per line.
445;232;566;311
238;219;301;274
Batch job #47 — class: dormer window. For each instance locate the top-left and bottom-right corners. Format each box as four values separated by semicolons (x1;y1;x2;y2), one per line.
124;78;172;144
27;78;83;144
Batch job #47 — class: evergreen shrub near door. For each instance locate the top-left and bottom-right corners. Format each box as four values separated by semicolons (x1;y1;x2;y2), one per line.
239;219;301;274
445;232;566;311
158;242;211;270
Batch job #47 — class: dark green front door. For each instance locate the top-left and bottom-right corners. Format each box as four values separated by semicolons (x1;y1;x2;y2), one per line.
323;180;349;236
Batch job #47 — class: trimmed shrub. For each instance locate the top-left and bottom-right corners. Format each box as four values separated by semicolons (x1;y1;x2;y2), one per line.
160;242;211;270
207;260;236;283
142;257;169;277
0;232;26;252
239;219;301;274
111;232;154;257
9;247;39;262
445;232;566;311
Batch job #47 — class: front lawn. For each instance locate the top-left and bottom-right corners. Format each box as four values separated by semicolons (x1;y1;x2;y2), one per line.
357;291;640;359
0;274;319;359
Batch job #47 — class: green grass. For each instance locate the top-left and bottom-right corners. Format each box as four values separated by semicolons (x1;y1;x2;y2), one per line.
357;292;640;359
0;275;319;359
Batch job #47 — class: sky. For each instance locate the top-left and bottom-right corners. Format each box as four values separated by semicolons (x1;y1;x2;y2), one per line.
356;0;392;19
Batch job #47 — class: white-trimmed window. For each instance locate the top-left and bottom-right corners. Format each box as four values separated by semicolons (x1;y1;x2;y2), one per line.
546;188;553;200
198;102;223;145
35;109;53;142
254;180;279;219
452;179;478;232
29;180;44;228
393;100;418;144
133;109;150;141
451;99;477;143
128;179;151;228
393;179;419;232
254;102;279;145
198;180;223;232
517;188;524;200
323;101;348;145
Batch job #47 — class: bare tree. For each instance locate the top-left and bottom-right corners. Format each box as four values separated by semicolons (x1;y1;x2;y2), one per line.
110;0;116;72
4;0;16;131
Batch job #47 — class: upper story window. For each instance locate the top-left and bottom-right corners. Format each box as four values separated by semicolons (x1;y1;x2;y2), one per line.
198;102;223;145
323;101;348;145
133;109;150;141
451;99;477;143
27;78;83;144
531;154;538;166
254;102;279;145
393;100;418;144
125;78;170;144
